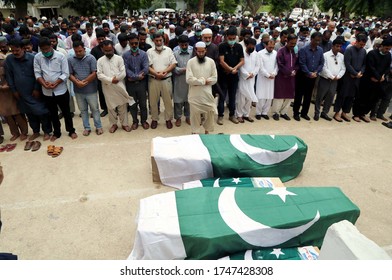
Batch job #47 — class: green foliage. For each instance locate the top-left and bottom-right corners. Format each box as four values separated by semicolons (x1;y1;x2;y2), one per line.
218;0;240;14
269;0;293;15
319;0;392;17
61;0;152;16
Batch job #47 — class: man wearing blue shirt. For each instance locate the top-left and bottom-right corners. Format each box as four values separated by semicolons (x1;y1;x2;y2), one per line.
34;37;77;141
294;32;324;121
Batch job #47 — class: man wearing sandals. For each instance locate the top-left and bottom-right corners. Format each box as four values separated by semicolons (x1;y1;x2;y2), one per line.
97;40;134;133
34;37;78;141
68;41;103;136
6;39;52;142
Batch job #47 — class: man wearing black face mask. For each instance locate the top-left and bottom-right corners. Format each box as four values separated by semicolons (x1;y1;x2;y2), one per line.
173;35;192;127
169;26;185;50
97;40;134;133
59;22;68;38
235;38;258;123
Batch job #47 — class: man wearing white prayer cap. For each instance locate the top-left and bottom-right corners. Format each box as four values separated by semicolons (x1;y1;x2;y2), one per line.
169;24;176;40
186;41;218;134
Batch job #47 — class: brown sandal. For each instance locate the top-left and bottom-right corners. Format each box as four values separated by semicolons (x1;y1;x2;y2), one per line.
51;146;63;158
47;145;55;156
31;141;41;152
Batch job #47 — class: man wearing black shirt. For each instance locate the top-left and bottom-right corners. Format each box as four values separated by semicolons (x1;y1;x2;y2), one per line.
217;27;244;125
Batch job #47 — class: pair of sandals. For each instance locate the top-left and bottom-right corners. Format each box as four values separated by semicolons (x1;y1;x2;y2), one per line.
47;145;64;158
0;143;17;152
83;128;104;136
24;141;41;152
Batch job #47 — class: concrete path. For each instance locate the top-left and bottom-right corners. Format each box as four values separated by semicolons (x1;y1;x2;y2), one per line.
0;107;391;259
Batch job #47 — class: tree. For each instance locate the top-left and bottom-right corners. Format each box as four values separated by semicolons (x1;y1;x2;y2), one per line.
218;0;239;14
62;0;152;17
269;0;292;15
241;0;265;15
62;0;114;16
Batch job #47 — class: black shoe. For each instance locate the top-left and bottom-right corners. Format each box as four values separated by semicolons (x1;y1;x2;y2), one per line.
390;115;392;120
301;115;311;121
382;121;392;129
261;114;269;120
255;114;262;120
280;114;290;121
320;113;332;121
290;102;294;107
70;112;74;118
314;114;319;121
273;113;280;121
294;114;300;121
58;113;63;119
100;110;108;117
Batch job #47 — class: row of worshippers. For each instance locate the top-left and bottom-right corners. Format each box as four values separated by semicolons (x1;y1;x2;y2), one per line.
1;27;392;144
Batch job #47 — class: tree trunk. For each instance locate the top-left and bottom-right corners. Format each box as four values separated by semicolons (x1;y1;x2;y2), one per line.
14;0;28;20
197;0;204;14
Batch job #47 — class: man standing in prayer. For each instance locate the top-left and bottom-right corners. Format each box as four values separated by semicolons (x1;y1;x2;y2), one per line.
315;39;346;121
271;34;299;121
236;38;259;123
173;35;192;127
255;40;278;120
186;42;217;134
147;33;177;129
97;40;134;133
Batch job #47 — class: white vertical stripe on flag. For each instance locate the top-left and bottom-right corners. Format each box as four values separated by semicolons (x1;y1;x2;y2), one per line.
128;191;186;260
153;135;213;188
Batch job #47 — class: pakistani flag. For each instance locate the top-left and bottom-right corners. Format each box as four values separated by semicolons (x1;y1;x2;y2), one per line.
219;246;319;260
183;177;283;189
152;134;307;188
129;187;360;260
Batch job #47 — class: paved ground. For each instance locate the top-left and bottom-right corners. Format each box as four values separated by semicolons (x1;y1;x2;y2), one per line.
0;105;391;259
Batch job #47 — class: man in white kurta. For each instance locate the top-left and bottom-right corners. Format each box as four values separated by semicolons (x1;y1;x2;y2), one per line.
186;42;218;134
235;38;259;122
255;40;278;120
97;41;134;133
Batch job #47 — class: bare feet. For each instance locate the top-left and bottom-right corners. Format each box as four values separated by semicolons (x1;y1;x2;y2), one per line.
20;134;28;141
43;133;51;141
29;133;41;141
50;135;58;142
70;133;78;139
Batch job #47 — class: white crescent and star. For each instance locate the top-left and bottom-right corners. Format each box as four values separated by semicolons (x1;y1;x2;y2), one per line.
213;178;241;187
218;187;320;247
229;134;298;165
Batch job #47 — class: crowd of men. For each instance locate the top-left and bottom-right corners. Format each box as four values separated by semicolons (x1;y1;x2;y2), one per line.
0;11;392;145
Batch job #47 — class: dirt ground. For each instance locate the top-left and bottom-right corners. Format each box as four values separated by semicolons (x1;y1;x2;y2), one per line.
0;105;391;259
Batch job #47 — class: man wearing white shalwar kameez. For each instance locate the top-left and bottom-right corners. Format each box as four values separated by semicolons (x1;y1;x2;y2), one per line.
235;38;259;123
97;41;134;133
255;40;278;120
186;42;218;134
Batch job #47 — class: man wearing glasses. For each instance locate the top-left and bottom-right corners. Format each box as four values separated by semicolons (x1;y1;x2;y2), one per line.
314;39;346;121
